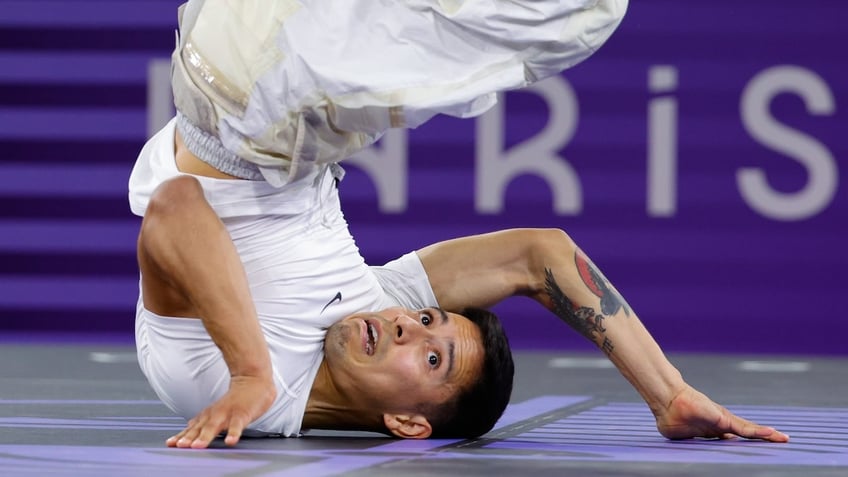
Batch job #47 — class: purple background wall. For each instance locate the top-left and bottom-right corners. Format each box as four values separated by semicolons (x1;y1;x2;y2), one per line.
0;1;845;354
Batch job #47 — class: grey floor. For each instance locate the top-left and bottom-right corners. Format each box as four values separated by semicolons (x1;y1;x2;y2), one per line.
0;342;846;476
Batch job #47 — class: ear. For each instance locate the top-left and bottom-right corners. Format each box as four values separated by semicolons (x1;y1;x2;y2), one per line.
382;413;432;439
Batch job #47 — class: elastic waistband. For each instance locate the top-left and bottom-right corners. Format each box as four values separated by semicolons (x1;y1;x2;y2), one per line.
175;112;264;181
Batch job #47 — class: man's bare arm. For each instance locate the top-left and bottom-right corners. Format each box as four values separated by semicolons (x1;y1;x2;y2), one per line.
417;228;789;442
138;175;276;448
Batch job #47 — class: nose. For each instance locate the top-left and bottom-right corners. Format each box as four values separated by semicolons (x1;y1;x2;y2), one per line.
392;312;427;344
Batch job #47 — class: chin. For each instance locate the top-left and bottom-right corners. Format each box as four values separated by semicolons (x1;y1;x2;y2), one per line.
324;321;351;356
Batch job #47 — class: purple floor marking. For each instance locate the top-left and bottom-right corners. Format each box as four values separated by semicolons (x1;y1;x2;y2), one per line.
262;395;590;477
1;396;846;475
487;402;848;466
0;417;182;431
0;396;588;477
0;400;162;405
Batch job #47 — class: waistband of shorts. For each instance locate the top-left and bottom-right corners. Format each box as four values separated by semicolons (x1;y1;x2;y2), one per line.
175;112;265;181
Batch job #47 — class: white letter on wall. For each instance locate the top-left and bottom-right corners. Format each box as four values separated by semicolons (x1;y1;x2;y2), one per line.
345;129;409;213
739;65;837;221
476;76;581;214
647;65;679;217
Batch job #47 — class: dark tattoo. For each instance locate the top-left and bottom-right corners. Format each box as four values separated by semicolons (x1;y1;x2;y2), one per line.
601;337;615;355
574;248;631;317
544;268;607;342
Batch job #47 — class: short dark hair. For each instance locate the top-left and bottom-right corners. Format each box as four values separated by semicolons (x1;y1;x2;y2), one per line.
425;307;514;438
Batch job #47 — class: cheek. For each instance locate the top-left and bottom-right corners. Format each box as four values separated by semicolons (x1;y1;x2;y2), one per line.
382;351;422;383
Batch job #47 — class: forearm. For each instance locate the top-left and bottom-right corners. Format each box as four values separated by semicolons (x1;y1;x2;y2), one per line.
420;228;788;442
138;176;272;379
419;228;686;412
530;231;686;414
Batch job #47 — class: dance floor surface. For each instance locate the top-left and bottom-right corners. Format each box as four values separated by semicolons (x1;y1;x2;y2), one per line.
0;341;845;476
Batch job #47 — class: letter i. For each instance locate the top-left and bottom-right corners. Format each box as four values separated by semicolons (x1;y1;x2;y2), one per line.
647;65;679;217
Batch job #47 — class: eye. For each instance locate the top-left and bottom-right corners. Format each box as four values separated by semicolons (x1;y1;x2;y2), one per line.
420;312;432;326
427;350;440;368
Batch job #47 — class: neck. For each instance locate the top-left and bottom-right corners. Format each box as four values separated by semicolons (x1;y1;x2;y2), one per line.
302;359;386;433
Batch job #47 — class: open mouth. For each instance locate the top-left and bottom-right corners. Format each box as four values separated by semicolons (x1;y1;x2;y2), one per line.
363;319;378;356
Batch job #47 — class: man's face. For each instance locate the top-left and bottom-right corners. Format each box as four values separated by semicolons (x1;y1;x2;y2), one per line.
324;307;484;414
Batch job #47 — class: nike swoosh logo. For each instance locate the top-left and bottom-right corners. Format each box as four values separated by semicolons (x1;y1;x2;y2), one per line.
320;291;343;314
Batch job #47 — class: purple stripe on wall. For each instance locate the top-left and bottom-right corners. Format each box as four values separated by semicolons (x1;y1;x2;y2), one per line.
0;199;135;219
632;1;846;34
1;1;181;27
0;108;145;139
0;52;168;84
0;28;174;51
11;220;840;258
0;164;132;197
0;221;139;252
0;84;146;107
0;253;136;276
0;277;138;308
0;140;145;164
0;310;135;333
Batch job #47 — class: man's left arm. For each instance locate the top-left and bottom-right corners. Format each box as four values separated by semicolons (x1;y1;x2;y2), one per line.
416;228;789;442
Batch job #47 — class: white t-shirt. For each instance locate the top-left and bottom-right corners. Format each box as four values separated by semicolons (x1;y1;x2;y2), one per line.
129;119;438;436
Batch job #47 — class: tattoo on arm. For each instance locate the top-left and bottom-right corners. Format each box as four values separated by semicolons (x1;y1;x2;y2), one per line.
574;248;631;317
601;337;615;355
544;268;613;355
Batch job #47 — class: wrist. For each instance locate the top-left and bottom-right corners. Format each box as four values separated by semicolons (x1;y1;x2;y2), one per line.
230;360;273;380
645;374;689;417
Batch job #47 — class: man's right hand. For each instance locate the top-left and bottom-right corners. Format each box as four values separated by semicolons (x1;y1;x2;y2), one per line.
166;375;277;449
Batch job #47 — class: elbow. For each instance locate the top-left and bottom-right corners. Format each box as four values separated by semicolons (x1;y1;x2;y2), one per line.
139;175;206;249
137;175;209;276
531;228;578;260
146;175;206;219
526;227;578;277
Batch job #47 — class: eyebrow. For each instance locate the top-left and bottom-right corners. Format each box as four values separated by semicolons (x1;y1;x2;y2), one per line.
433;307;448;325
446;341;455;380
432;307;455;379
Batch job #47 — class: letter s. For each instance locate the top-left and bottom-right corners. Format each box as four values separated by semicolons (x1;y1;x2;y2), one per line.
738;65;837;221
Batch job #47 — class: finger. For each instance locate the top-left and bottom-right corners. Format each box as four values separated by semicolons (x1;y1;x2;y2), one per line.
224;415;247;447
727;413;789;442
750;426;790;443
177;417;207;448
192;417;226;449
166;418;197;447
166;429;186;447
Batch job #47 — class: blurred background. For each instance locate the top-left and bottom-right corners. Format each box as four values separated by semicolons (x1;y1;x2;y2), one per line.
0;0;844;355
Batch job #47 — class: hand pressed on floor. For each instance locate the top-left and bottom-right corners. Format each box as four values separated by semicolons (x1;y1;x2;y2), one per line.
655;385;789;442
166;375;276;449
